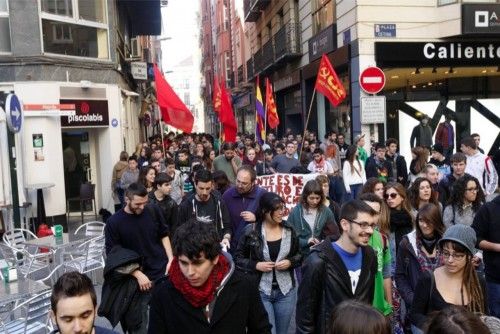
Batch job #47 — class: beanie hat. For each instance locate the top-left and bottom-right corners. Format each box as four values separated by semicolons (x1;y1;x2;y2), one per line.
354;134;365;144
432;143;444;155
439;224;477;255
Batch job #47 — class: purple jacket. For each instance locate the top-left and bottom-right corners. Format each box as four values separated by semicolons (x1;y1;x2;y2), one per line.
222;185;267;250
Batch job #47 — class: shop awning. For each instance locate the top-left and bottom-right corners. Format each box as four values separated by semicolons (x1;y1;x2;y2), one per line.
118;0;162;37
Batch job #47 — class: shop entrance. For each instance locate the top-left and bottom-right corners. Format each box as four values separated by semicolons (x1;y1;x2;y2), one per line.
62;131;95;215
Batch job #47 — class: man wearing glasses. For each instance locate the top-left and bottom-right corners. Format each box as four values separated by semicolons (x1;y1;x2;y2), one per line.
296;200;378;333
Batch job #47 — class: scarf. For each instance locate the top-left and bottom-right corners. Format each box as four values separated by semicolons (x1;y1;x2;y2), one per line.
312;157;326;172
416;236;441;273
259;225;293;296
168;255;229;308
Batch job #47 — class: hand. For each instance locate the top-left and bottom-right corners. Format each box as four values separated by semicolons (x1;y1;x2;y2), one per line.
220;238;231;252
240;211;256;223
132;270;152;291
256;261;275;272
308;237;320;246
472;256;482;268
275;259;291;271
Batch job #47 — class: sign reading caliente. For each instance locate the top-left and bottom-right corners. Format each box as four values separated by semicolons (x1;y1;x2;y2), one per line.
375;41;500;67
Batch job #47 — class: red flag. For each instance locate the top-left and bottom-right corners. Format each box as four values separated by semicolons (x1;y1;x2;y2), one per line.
314;54;346;106
219;80;237;142
153;64;194;133
213;77;221;114
265;78;279;129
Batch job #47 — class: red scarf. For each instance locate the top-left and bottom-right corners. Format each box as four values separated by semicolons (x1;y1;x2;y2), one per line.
168;255;229;308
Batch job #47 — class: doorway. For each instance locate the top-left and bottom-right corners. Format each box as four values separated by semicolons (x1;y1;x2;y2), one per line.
62;131;94;214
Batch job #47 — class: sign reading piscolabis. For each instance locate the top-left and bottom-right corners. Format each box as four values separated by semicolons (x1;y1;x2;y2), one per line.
256;173;318;219
60;100;109;127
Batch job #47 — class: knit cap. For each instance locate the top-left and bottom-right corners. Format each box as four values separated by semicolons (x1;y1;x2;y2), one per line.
439;224;477;255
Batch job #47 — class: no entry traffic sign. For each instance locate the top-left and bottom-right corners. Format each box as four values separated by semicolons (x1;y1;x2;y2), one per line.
359;66;386;94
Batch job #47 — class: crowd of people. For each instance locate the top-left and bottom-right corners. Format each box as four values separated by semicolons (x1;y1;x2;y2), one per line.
96;128;500;334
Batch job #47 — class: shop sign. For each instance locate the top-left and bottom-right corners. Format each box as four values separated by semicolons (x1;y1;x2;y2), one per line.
374;24;396;37
361;96;386;124
60;100;109;127
462;4;500;34
375;41;500;67
131;62;148;80
308;24;337;62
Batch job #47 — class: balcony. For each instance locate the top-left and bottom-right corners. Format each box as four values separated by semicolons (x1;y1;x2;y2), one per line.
237;65;244;84
246;58;254;79
244;0;269;22
274;23;301;63
261;39;274;71
253;49;263;74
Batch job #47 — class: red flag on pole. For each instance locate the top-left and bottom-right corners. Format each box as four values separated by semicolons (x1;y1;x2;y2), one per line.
265;78;279;129
314;54;347;106
213;77;222;114
153;64;194;133
219;79;237;142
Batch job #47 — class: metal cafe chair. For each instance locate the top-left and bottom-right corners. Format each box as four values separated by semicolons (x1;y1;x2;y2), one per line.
66;183;98;224
74;221;105;237
63;236;105;277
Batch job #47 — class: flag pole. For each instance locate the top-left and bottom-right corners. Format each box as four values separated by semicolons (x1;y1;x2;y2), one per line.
299;88;317;162
263;80;267;145
158;108;166;155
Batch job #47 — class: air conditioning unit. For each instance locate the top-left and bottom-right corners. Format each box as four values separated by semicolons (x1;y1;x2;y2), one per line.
130;38;140;58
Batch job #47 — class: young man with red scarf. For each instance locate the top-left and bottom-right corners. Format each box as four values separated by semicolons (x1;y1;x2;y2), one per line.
148;220;271;333
307;148;335;175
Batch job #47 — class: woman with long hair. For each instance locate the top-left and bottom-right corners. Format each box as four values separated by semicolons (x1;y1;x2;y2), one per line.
410;224;487;332
235;192;302;334
137;146;152;168
408;177;441;218
242;147;258;169
138;165;156;193
315;174;341;223
329;300;391;334
385;182;413;253
342;145;366;201
443;174;485;228
203;149;216;172
424;306;491;334
287;180;339;257
395;203;445;328
361;178;390;235
409;146;429;184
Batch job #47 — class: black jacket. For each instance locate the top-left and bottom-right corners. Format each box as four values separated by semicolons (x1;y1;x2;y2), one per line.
98;246;142;332
365;157;393;182
178;192;232;239
472;195;500;283
148;191;179;234
234;221;302;286
385;153;408;186
148;255;271;334
296;238;377;334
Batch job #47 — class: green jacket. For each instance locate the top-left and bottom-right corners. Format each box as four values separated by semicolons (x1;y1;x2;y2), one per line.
287;204;337;257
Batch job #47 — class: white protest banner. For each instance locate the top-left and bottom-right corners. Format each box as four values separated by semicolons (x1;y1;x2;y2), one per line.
256;173;318;219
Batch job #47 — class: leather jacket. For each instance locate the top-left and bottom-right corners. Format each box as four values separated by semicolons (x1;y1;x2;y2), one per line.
296;238;377;334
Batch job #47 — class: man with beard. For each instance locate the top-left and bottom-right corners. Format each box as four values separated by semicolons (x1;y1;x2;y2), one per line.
213;142;242;184
178;169;232;251
307;148;335;175
222;166;267;250
50;272;117;334
296;200;378;334
105;182;173;334
148;220;271;333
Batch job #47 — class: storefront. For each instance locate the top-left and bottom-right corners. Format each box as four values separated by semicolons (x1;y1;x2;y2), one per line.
273;69;301;137
233;91;254;134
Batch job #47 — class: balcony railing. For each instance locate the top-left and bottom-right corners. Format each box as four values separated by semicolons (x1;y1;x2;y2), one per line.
244;0;260;22
246;58;254;79
262;39;274;71
274;23;301;62
237;65;244;84
253;49;263;74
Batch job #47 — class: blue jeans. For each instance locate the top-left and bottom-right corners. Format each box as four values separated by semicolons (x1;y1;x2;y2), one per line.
487;280;500;318
344;183;363;201
260;286;297;334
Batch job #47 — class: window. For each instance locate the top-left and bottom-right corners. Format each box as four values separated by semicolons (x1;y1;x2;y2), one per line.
312;0;335;35
41;0;108;59
225;51;231;83
223;3;229;31
0;0;10;52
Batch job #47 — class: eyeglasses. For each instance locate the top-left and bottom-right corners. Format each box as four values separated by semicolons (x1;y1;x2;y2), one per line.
466;187;478;192
441;250;466;261
384;193;398;199
347;219;376;230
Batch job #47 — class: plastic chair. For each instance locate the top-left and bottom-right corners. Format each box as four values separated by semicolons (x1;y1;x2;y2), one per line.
66;183;97;224
74;221;105;237
0;290;53;334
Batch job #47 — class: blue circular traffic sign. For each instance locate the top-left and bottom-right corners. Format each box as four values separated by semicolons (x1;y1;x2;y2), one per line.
5;94;23;133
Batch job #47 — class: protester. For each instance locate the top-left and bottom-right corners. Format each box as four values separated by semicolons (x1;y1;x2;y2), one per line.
343;145;367;201
138;166;156;193
148;173;178;234
329;300;391;334
385;138;408;186
235;192;301;334
316;174;341;223
409;146;429;184
429;144;451;181
471;133;485;154
271;141;300;173
296;200;378;334
213;142;242;184
50;272;117;334
410;115;433;149
243;147;258;169
366;143;393;183
337;133;349;168
212;170;231;195
164;157;183;204
408;177;442;218
120;155;139;192
307;148;335;175
111;151;129;209
257;148;276;175
424;305;491;334
461;136;498;196
438;152;468;205
423;164;440;193
410;225;487;332
354;134;368;166
148;220;272;333
176;148;193;194
443;174;485;228
434;114;455;160
384;182;413;253
287;180;338;258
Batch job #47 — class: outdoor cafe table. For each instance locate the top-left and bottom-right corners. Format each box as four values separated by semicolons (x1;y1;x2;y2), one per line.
20;233;92;265
0;276;50;308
